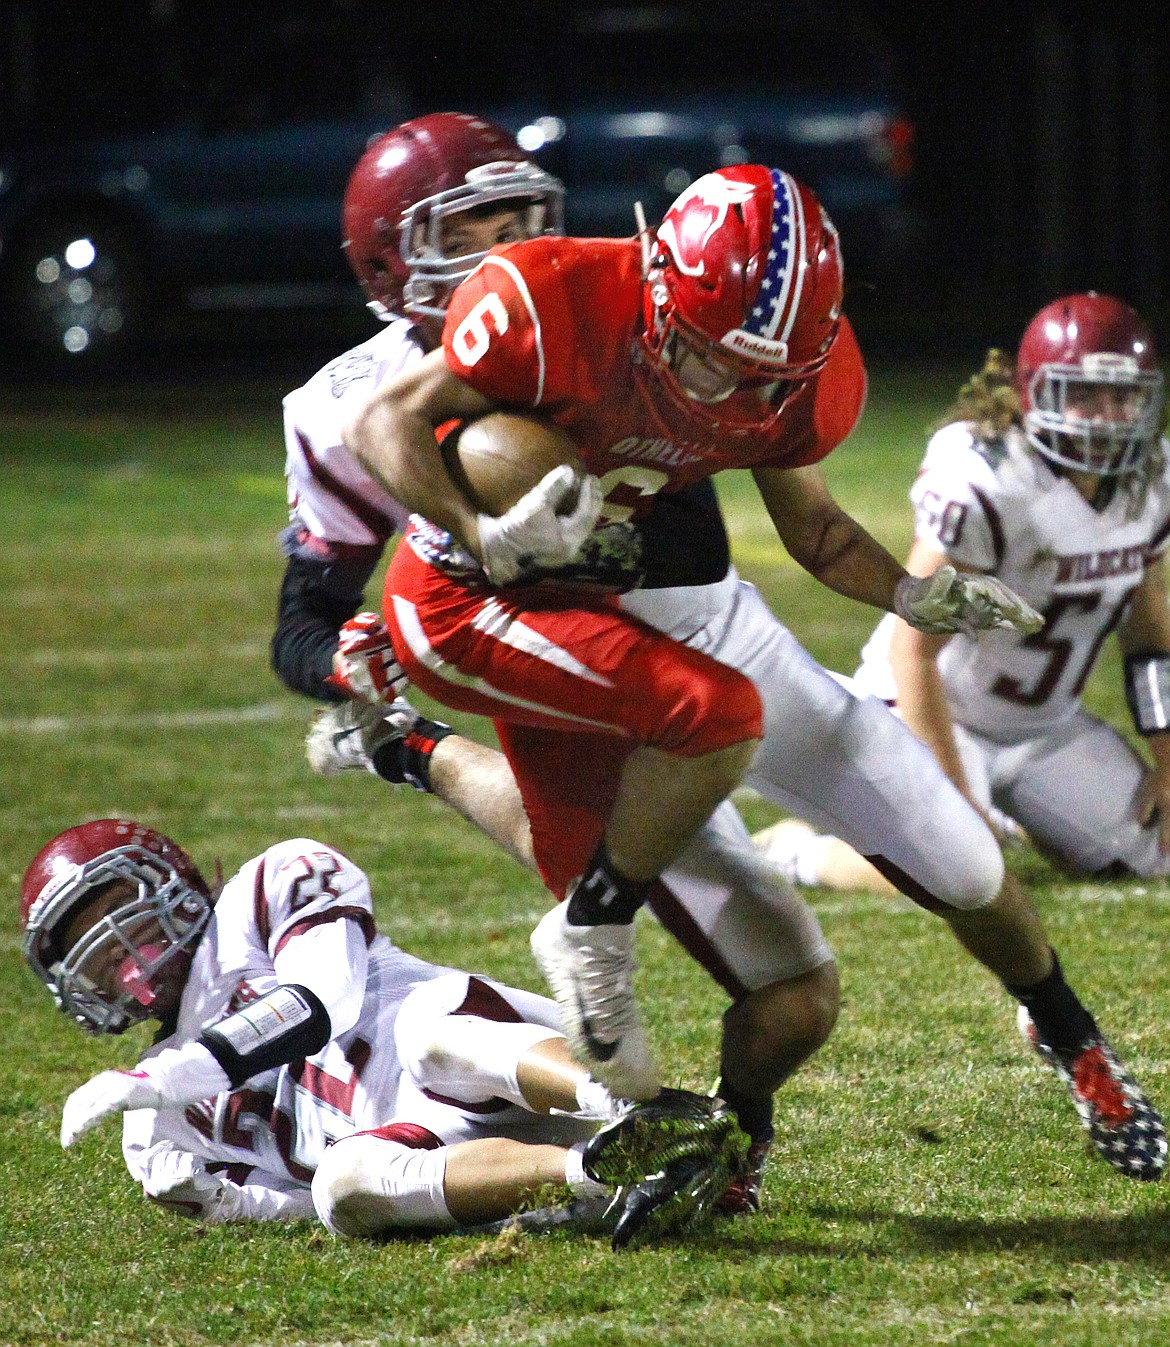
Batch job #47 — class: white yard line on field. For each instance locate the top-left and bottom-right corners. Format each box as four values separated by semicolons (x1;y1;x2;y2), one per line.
5;583;262;608
0;701;300;734
24;643;268;666
5;534;274;565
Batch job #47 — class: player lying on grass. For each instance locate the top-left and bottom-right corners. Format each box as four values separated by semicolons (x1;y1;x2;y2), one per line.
20;819;747;1250
757;292;1170;893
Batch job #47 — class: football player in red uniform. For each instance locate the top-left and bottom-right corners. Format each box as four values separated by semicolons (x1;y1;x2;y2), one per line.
281;120;857;1211
343;166;1165;1181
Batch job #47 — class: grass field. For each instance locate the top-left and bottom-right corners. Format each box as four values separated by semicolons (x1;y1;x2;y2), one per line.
3;362;1170;1347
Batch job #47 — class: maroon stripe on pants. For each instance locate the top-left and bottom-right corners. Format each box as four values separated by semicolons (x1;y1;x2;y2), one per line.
865;855;951;912
646;879;748;1001
452;976;525;1023
352;1120;444;1149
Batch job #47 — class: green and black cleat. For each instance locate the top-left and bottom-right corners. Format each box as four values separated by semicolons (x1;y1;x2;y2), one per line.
609;1141;746;1251
464;1195;618;1238
583;1087;745;1188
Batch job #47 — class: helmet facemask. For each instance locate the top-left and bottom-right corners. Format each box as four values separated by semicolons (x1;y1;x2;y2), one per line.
343;114;567;323
1025;354;1164;477
642;267;805;433
399;161;564;321
25;845;211;1034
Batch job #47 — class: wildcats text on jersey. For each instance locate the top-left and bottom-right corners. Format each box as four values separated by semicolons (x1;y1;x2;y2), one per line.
1055;545;1149;584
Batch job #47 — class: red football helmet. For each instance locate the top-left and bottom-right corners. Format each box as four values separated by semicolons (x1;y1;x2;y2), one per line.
21;819;212;1034
1016;292;1164;476
642;166;843;430
342;111;564;321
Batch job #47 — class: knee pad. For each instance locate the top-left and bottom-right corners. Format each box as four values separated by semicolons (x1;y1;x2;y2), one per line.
868;843;1003;913
312;1131;452;1238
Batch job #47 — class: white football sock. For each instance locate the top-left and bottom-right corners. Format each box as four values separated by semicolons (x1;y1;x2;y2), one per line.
565;1141;609;1198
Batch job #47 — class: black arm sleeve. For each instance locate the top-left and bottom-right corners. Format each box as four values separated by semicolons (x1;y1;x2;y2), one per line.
639;479;731;589
271;547;383;702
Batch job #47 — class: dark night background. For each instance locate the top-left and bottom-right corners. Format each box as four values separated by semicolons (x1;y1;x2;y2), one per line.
2;0;1169;366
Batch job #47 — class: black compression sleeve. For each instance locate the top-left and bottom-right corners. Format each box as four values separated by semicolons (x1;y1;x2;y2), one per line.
638;480;731;589
271;552;381;701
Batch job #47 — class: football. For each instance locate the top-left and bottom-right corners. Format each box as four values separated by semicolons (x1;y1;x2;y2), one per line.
442;412;583;517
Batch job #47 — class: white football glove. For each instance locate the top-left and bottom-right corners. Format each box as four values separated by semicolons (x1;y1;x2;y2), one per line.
894;565;1044;636
138;1143;232;1220
476;465;603;585
61;1069;165;1148
325;612;409;703
140;1147;222;1201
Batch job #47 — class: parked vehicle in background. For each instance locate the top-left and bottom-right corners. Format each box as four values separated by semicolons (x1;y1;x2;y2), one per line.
0;1;916;365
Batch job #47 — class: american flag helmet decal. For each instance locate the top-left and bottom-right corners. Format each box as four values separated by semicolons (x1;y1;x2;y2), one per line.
724;169;805;365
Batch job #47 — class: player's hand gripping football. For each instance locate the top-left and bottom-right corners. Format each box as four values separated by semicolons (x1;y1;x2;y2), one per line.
61;1069;165;1147
894;564;1044;637
325;612;410;703
477;465;603;585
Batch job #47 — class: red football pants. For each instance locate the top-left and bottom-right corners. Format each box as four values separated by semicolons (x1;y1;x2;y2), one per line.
383;541;762;895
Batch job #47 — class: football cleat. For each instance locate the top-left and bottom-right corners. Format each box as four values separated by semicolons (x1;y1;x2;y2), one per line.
609;1142;746;1252
1017;1006;1167;1181
305;697;420;777
715;1132;772;1216
583;1089;745;1189
530;903;661;1102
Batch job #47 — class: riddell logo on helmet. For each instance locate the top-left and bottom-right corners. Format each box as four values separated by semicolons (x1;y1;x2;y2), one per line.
723;330;790;365
1081;352;1140;379
465;160;527;184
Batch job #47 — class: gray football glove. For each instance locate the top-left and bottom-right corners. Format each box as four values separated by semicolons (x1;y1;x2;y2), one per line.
894;565;1044;636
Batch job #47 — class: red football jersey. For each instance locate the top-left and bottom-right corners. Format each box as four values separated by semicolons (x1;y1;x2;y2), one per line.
442;236;866;522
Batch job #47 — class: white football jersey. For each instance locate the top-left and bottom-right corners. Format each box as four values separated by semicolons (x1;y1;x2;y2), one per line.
281;319;422;554
123;840;450;1196
856;423;1170;738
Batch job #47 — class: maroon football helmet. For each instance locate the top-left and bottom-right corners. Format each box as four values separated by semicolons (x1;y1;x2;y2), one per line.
342;111;564;321
21;819;212;1034
1016;292;1164;476
642;166;843;430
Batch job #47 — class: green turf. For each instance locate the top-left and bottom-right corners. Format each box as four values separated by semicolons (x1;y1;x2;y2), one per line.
2;362;1169;1347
